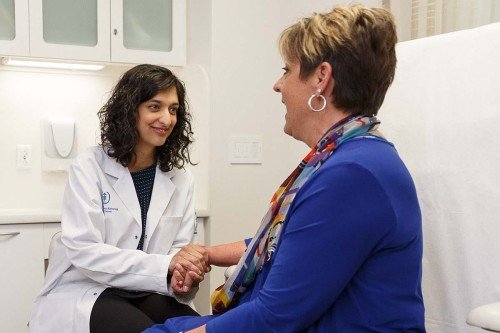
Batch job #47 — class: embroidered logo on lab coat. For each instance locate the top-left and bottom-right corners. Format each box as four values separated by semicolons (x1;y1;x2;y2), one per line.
102;192;110;204
102;191;118;213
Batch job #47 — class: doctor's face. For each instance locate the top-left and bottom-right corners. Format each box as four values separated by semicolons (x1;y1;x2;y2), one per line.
136;87;178;150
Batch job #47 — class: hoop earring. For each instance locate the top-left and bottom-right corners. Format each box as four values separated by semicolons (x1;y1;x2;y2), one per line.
308;89;327;112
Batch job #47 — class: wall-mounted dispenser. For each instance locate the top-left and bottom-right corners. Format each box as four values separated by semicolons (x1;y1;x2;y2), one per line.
42;117;76;171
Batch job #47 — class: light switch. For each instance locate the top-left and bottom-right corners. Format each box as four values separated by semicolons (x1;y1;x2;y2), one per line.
229;136;262;164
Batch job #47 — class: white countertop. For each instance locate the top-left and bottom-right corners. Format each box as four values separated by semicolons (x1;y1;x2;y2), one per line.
0;208;209;225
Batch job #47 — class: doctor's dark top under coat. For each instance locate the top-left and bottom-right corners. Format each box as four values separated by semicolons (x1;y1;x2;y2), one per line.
106;163;157;297
131;164;157;251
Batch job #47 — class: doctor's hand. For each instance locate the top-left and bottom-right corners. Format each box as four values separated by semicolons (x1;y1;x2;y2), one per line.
171;263;203;294
169;243;211;276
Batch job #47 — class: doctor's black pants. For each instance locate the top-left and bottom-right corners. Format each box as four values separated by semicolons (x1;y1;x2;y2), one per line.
90;288;199;333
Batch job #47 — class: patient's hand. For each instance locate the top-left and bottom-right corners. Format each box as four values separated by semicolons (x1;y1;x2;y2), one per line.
169;244;210;276
171;263;204;294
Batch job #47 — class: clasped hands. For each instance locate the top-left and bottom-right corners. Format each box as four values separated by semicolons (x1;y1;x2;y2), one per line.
168;244;211;294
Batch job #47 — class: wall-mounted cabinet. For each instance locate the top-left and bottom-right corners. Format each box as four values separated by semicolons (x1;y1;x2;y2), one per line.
111;0;186;66
0;0;29;56
0;0;186;66
29;0;111;62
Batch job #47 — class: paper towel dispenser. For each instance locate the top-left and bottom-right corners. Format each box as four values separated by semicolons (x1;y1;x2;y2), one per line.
42;117;76;171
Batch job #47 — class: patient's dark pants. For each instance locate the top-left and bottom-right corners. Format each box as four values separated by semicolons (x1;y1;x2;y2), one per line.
90;288;199;333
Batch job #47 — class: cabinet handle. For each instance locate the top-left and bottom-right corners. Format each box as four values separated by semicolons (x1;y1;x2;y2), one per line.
113;29;118;35
0;232;20;236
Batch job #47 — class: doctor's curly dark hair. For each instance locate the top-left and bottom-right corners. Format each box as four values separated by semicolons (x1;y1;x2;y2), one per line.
98;64;194;172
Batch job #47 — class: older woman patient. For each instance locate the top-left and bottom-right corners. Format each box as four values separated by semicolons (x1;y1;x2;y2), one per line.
148;5;425;333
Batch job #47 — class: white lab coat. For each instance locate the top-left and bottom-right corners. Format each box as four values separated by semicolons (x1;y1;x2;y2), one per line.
28;146;197;333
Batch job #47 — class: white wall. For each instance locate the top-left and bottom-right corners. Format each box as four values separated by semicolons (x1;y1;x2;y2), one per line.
0;65;212;213
184;0;211;214
187;0;212;75
0;67;118;212
388;0;412;41
207;0;382;291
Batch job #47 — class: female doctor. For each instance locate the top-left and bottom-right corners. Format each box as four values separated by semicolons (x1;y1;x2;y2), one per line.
29;64;209;333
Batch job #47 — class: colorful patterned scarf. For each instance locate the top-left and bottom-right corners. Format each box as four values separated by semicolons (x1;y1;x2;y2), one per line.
210;115;380;314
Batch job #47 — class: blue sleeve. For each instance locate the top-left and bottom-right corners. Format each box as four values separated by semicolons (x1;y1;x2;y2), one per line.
206;163;396;332
144;315;217;333
244;238;252;247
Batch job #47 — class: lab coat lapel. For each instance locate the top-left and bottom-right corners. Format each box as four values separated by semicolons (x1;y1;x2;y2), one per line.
104;156;142;228
147;166;175;236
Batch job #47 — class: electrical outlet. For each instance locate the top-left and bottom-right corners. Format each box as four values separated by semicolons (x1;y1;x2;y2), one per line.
17;144;32;169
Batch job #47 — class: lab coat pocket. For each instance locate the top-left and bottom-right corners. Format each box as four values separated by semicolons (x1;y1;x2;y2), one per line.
149;216;183;253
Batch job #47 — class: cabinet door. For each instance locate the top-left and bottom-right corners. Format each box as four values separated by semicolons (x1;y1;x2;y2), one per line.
0;224;45;333
0;0;29;56
110;0;186;66
28;0;110;61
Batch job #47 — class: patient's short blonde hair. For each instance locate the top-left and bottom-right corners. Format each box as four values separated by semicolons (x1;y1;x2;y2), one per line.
279;5;397;116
